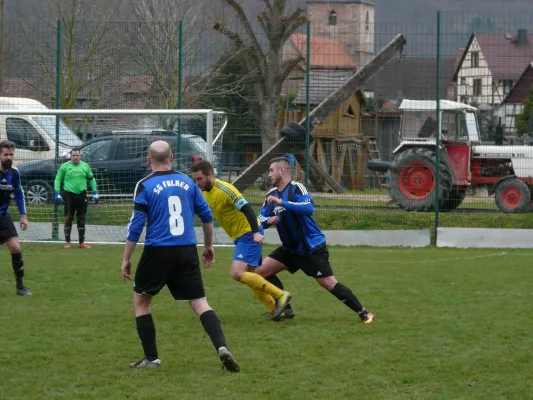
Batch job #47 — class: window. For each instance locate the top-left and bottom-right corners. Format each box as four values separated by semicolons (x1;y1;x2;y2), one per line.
460;77;467;85
33;116;84;147
328;10;337;26
344;104;355;117
473;79;482;96
471;51;479;67
117;138;148;160
365;11;370;30
179;136;207;156
6;118;48;151
81;139;113;162
503;79;513;94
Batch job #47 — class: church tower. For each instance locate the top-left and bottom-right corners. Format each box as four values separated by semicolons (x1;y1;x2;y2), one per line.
307;0;375;66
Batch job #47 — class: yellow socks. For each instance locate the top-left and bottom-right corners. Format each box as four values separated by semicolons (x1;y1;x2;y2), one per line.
239;271;284;299
252;288;276;313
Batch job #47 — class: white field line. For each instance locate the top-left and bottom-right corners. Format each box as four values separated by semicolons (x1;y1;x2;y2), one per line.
352;252;508;264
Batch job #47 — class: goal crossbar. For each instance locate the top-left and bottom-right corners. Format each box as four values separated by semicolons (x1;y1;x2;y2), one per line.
2;108;219;162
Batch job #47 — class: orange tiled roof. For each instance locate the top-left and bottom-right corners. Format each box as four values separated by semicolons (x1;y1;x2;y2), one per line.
289;33;357;70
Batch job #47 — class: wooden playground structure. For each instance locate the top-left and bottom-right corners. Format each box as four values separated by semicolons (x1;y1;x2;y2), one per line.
232;34;407;194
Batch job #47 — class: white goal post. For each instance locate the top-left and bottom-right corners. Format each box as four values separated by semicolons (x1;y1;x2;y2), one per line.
0;108;226;163
0;106;228;244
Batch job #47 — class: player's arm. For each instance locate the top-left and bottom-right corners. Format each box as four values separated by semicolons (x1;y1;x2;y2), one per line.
234;197;260;234
84;163;99;202
121;240;136;281
12;169;27;217
123;183;148;280
85;163;97;192
126;183;148;244
54;163;66;192
193;184;213;224
258;198;274;228
279;184;314;215
192;185;216;266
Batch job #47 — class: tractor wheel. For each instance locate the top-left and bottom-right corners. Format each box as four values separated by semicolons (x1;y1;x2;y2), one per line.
388;147;452;211
440;186;467;211
494;179;531;213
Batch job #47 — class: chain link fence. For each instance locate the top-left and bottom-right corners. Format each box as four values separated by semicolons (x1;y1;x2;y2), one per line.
1;10;533;243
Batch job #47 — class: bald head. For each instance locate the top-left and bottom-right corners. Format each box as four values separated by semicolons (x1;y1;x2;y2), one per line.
148;140;172;167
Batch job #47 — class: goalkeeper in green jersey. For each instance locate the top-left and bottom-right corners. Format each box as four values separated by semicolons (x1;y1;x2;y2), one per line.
54;148;98;249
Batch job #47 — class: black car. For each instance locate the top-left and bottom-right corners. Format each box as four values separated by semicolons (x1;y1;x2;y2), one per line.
18;131;209;204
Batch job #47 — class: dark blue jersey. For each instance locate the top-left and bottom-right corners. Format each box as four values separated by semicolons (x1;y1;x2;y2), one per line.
0;167;26;217
127;170;213;246
259;181;325;255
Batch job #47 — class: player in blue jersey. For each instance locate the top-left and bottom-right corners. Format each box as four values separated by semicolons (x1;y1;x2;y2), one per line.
0;140;31;296
121;140;239;371
257;157;375;324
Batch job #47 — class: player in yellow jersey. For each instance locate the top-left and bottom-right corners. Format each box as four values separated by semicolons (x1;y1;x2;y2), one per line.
191;160;292;320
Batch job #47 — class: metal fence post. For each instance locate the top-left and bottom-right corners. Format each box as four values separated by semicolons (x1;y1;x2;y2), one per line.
177;21;183;168
434;11;441;245
52;20;62;240
305;21;311;187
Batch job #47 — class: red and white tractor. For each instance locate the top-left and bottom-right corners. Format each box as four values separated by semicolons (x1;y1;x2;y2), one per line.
369;99;533;213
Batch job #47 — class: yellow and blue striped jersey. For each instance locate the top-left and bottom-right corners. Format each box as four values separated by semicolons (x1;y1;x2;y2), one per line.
201;179;258;240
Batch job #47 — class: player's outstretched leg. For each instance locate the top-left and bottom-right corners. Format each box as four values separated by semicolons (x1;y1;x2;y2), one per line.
217;347;240;372
266;274;295;319
251;287;276;319
192;299;240;372
272;290;292;320
237;270;291;319
329;281;375;324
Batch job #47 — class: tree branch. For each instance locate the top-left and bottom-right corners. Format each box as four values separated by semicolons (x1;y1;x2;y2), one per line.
280;7;307;43
281;55;304;81
212;22;245;49
274;0;285;15
212;23;265;81
219;0;266;73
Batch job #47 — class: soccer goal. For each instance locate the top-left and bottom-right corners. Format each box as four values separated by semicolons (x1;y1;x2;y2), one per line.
0;106;227;244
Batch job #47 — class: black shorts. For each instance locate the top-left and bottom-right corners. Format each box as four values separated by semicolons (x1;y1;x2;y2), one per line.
268;244;334;278
64;191;88;217
134;245;205;300
0;216;18;245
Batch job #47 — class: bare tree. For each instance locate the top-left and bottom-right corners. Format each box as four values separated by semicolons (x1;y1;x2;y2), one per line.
213;0;307;151
124;0;224;110
13;0;127;108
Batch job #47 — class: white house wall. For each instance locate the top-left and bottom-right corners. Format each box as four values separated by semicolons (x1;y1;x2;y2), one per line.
456;37;507;106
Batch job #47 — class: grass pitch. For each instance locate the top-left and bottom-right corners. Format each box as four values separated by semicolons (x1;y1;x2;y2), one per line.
0;244;531;400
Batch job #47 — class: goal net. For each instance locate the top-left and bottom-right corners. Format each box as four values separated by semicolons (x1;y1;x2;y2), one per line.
0;106;229;244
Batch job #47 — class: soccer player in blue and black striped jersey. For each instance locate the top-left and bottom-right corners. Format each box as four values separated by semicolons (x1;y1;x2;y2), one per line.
0;140;32;296
257;157;375;324
121;140;239;371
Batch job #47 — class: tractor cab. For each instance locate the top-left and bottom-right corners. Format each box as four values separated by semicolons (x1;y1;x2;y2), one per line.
397;99;480;145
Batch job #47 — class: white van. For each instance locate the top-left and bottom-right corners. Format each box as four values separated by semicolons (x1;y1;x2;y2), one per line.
0;97;84;164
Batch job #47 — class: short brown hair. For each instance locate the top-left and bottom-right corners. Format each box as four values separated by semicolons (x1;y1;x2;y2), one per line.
0;140;15;151
191;159;214;176
269;157;291;168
